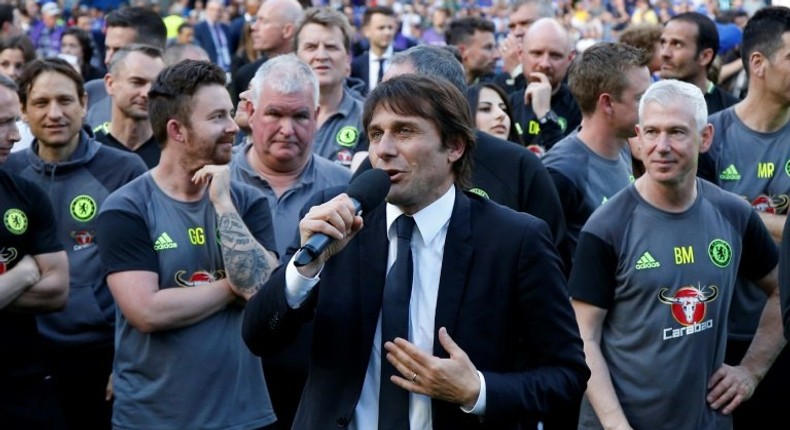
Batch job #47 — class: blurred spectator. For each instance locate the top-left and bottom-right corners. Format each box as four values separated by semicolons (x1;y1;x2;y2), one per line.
194;0;232;74
163;42;209;65
231;21;260;83
28;2;65;58
658;12;738;115
84;6;167;130
445;16;501;84
509;18;580;155
421;6;450;45
468;81;524;145
0;35;36;153
0;34;35;81
60;27;103;81
175;22;195;45
228;0;260;54
630;0;659;24
495;0;554;93
0;4;21;37
351;5;399;95
232;0;304;108
618;22;663;76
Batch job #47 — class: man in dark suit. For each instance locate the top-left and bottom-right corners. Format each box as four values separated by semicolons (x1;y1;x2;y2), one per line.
350;5;400;96
242;75;589;430
194;0;232;74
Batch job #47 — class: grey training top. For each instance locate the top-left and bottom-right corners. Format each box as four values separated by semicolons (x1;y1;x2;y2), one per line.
311;88;368;168
707;107;790;339
230;144;351;258
97;173;277;430
570;180;776;430
542;134;634;261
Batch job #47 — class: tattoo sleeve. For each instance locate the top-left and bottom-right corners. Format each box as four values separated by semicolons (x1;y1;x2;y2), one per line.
217;211;275;299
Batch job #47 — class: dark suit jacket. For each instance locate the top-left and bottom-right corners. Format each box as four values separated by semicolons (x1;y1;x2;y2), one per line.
243;187;589;430
350;48;404;96
232;57;267;105
193;20;232;68
350;52;372;96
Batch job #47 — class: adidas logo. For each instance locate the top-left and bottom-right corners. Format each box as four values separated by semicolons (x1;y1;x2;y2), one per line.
719;165;741;181
635;251;660;270
153;232;178;251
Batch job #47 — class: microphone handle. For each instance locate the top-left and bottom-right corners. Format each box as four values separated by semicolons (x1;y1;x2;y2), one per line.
293;198;363;267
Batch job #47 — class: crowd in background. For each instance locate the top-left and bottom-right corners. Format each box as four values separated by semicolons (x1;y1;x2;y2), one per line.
3;0;789;429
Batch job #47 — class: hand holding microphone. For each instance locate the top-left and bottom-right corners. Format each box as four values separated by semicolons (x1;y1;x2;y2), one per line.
294;169;391;269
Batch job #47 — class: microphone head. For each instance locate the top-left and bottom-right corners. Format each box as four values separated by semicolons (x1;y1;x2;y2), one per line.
346;168;391;212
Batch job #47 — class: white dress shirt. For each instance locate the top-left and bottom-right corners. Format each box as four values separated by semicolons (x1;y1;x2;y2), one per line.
368;45;394;92
285;186;486;429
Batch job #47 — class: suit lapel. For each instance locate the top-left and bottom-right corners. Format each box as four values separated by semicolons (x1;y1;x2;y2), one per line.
357;202;387;355
433;188;474;358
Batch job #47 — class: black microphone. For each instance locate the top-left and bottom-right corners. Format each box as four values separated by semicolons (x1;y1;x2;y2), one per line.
293;168;391;267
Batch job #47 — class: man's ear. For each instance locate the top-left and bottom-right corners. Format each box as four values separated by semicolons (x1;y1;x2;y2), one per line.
698;47;715;70
166;118;186;144
446;136;465;164
599;93;614;116
749;51;766;78
104;73;114;96
282;22;296;41
699;123;714;154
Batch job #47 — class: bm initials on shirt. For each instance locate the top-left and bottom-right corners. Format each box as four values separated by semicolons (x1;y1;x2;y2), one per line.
674;246;694;265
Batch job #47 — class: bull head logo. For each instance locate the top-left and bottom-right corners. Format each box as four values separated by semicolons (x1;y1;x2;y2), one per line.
658;284;718;326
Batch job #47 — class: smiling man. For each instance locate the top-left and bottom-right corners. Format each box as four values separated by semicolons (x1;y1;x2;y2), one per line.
570;79;784;430
4;58;147;430
97;60;280;429
242;74;589;430
295;6;366;168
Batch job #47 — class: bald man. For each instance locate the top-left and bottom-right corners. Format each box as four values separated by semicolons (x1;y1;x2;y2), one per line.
509;18;581;156
232;0;304;103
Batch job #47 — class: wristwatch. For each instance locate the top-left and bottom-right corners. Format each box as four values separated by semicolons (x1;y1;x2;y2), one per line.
538;110;559;125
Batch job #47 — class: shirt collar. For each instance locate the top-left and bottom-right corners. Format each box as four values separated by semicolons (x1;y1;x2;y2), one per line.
385;185;455;245
370;45;394;62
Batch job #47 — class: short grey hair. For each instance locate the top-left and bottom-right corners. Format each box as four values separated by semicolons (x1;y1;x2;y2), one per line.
389;45;467;93
249;54;319;109
108;43;163;74
638;79;708;132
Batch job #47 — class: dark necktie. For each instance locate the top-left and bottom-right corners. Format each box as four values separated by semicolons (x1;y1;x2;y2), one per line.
212;23;230;71
377;57;386;86
379;214;415;430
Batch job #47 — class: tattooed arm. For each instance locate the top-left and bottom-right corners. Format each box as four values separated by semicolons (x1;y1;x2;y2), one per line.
194;165;279;301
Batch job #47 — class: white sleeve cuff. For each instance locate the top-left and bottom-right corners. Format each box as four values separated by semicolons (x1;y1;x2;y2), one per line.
284;256;321;309
460;371;486;415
